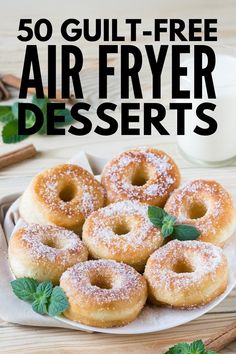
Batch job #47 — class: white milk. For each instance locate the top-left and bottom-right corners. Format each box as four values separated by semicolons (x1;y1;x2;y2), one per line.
177;47;236;166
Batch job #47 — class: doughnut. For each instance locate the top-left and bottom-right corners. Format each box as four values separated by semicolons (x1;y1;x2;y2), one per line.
60;259;147;327
164;180;236;247
19;164;106;234
101;147;180;206
82;200;163;271
144;240;228;308
8;224;88;284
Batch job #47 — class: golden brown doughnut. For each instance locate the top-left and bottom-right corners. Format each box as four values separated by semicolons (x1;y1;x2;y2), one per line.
19;164;106;234
101;147;180;206
82;200;163;271
8;224;88;284
60;259;147;327
144;240;228;308
165;180;236;247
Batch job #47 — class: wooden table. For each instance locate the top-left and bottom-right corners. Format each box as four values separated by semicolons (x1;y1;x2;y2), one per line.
1;0;236;352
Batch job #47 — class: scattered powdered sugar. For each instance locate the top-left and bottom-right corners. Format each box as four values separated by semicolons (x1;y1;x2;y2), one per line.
45;181;58;192
100;200;148;218
35;164;105;219
102;148;177;200
165;180;232;235
80;189;97;217
145;180;173;196
145;152;171;173
172;180;226;207
20;224;85;263
145;240;225;292
116;155;134;168
212;200;222;218
145;184;160;196
61;259;146;303
84;200;161;254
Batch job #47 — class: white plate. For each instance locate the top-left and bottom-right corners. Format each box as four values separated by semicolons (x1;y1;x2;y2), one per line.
4;151;236;334
5;197;236;334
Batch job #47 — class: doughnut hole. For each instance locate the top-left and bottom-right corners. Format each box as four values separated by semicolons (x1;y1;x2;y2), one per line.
186;201;207;219
59;183;77;202
42;238;67;250
90;274;113;290
131;166;153;186
112;222;131;236
172;259;194;274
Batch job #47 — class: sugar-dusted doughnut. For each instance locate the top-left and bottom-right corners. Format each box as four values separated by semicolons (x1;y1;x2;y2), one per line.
165;180;236;247
144;240;228;308
8;224;88;284
19;164;106;234
101;148;180;206
82;200;163;271
60;259;147;327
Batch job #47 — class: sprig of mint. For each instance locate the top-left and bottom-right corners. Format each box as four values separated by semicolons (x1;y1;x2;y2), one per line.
48;286;70;317
148;206;201;241
164;339;217;354
0;95;74;144
11;277;69;316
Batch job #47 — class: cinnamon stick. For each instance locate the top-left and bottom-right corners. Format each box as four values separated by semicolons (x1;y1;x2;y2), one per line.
1;74;76;104
205;320;236;352
0;144;37;170
0;79;10;101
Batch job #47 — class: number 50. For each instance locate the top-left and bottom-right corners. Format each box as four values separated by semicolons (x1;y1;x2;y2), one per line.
17;19;53;42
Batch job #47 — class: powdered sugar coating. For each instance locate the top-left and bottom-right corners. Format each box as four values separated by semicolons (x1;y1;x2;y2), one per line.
104;151;173;197
164;180;235;245
19;224;87;264
145;240;225;292
144;240;228;308
82;201;163;270
61;259;147;304
101;148;180;206
86;200;159;249
36;164;105;219
21;164;107;234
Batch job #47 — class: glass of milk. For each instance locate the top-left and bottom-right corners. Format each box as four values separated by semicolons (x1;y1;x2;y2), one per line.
177;46;236;167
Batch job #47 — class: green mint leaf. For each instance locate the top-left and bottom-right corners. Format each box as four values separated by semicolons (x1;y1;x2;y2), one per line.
38;123;47;135
2;120;29;144
148;206;168;228
53;108;74;127
161;223;174;238
25;115;37;129
31;281;53;315
189;340;205;354
32;296;48;315
36;281;53;299
32;95;49;112
32;96;50;135
161;215;176;238
164;340;215;354
0;112;15;123
164;342;190;354
11;277;39;302
11;102;19;119
163;214;177;224
48;286;69;317
0;106;14;123
0;106;11;117
11;278;69;317
173;224;201;241
12;101;37;128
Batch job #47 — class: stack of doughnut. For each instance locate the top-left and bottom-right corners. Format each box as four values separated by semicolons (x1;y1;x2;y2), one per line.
8;147;236;328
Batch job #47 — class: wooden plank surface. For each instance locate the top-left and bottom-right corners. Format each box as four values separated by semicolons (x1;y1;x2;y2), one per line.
0;139;236;353
1;0;236;352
